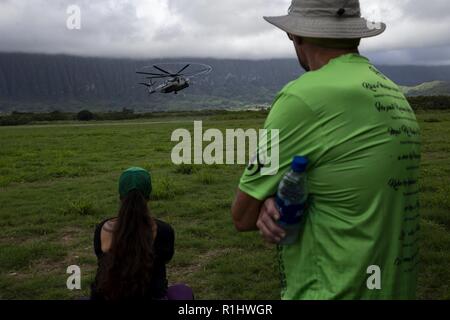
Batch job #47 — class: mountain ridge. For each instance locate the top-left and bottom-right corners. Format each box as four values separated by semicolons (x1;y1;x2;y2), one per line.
1;52;450;112
401;80;450;97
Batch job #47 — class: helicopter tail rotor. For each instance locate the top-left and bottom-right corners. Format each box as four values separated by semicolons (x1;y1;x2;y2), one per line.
138;81;157;94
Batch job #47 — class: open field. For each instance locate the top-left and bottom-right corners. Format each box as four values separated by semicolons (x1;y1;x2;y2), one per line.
0;110;449;300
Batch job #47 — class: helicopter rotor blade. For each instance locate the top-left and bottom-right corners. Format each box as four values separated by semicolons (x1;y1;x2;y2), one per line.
136;71;167;76
146;75;172;79
153;65;173;75
188;65;213;78
138;82;154;87
176;64;191;75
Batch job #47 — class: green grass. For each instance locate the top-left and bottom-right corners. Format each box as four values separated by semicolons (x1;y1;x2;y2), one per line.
0;111;449;300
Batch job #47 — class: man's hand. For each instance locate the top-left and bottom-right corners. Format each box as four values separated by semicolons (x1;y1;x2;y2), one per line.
257;198;286;244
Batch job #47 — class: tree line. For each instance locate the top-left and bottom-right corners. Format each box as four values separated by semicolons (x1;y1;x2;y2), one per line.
0;96;449;126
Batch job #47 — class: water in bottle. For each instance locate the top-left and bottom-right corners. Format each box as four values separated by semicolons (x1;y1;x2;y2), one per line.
276;156;309;245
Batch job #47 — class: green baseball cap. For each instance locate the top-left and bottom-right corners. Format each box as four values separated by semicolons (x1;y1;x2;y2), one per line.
119;167;152;200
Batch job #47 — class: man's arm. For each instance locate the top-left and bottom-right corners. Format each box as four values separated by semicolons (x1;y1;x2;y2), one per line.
231;189;262;232
232;190;286;243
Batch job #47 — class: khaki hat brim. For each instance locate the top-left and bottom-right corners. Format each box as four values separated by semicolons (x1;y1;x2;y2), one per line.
264;15;386;39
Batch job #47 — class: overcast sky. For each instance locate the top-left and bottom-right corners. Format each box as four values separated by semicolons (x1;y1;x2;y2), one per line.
0;0;449;65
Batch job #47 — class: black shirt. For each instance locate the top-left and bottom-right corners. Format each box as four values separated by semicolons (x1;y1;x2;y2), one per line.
91;218;175;300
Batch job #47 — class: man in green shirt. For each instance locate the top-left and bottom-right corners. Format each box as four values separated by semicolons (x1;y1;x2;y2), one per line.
231;0;421;300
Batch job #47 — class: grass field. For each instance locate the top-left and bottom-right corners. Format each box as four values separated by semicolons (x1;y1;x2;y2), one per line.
0;110;449;300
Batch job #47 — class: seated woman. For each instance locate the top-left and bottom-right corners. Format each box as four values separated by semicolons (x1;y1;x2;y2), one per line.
91;167;193;300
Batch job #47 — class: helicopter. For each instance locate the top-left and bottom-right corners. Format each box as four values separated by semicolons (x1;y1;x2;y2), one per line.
136;63;212;95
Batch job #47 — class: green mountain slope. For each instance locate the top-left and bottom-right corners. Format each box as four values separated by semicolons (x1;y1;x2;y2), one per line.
400;81;450;97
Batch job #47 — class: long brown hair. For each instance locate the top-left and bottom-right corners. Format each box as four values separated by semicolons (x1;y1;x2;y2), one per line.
96;190;155;300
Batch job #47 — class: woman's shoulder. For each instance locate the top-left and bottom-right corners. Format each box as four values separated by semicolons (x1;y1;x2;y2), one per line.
94;218;116;257
95;218;116;237
97;218;116;229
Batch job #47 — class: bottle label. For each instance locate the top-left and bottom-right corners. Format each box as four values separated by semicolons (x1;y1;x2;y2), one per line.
276;197;306;225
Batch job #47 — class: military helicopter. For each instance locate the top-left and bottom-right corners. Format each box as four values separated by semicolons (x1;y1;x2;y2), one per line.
136;63;212;95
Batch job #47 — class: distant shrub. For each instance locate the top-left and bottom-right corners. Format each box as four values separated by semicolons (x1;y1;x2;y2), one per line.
154;146;166;152
77;110;94;121
152;179;177;201
46;111;69;121
175;164;197;175
0;112;33;126
95;108;140;121
122;108;134;115
0;111;73;126
424;118;441;123
62;198;96;216
197;172;217;185
408;96;450;110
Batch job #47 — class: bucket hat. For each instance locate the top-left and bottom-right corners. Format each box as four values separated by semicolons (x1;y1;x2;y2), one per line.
264;0;386;39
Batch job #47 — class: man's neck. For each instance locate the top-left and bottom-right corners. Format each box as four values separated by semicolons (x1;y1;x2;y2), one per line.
308;49;359;71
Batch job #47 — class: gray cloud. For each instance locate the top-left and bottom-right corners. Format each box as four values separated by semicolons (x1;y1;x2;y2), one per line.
0;0;448;65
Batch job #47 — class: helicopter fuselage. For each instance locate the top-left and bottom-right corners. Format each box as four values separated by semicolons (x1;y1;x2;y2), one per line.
137;63;211;95
160;77;190;94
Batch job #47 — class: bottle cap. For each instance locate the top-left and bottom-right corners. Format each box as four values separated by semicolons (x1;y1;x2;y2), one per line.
292;156;308;173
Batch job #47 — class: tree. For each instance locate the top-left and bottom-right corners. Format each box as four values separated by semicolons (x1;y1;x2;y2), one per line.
77;110;94;121
122;107;134;114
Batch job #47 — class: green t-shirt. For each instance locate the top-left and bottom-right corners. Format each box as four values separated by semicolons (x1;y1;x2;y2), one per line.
239;54;421;300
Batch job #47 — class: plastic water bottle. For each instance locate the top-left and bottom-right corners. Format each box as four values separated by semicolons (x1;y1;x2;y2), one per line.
276;156;309;245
